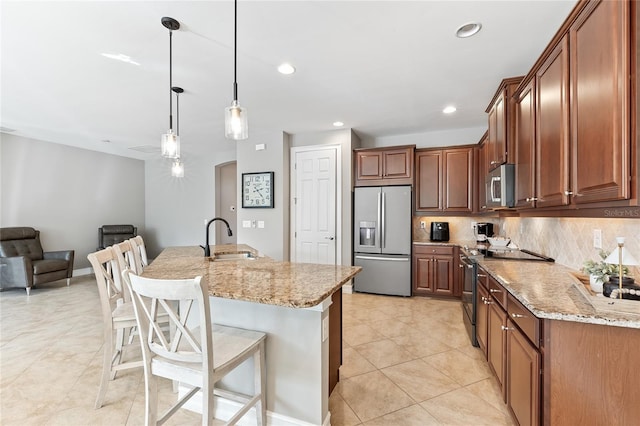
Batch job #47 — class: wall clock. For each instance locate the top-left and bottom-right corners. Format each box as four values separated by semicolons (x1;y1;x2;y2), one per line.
242;172;274;208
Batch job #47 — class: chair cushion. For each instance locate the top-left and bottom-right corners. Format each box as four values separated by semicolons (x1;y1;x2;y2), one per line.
0;233;44;261
32;259;69;274
101;225;136;235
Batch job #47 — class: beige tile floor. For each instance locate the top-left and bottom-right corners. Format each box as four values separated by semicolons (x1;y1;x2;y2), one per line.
1;276;514;425
332;292;514;426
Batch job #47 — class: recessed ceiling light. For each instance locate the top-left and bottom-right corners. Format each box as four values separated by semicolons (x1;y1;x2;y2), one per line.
101;139;111;143
333;121;344;127
443;106;457;114
456;22;482;38
277;63;296;75
101;53;141;66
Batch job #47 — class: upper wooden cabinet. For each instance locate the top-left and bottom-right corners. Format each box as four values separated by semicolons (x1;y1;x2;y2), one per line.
415;147;474;213
514;78;537;208
536;34;571;209
486;77;523;172
569;0;630;204
354;146;414;187
512;0;634;211
476;132;489;212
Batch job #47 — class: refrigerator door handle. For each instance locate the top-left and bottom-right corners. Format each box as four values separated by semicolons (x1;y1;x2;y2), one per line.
381;191;386;249
376;192;382;249
354;255;410;262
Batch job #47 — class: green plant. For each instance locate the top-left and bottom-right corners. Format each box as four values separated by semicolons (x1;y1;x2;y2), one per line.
582;250;629;282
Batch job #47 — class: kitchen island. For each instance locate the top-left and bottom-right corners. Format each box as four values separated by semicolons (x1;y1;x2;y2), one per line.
142;244;361;426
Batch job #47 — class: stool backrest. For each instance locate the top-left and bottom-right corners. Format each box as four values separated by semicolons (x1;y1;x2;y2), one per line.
88;247;125;315
123;271;213;367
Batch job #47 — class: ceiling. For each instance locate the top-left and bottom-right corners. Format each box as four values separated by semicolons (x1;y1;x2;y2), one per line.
1;1;578;160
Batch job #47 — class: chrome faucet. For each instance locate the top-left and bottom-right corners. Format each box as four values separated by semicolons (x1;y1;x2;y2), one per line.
200;217;233;257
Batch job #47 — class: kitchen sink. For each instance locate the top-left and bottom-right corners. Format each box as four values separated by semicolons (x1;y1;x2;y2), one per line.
211;252;256;261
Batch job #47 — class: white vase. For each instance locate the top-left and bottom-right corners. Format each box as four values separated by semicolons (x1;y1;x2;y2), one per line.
589;274;605;293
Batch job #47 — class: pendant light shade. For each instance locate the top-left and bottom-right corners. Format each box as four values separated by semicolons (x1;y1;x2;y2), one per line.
171;158;184;177
161;17;181;158
225;0;248;140
170;86;185;177
225;100;248;140
161;130;179;158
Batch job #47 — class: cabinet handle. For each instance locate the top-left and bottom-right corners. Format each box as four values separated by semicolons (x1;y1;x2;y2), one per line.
511;313;526;318
564;190;572;196
490;160;498;165
489;288;501;293
481;205;487;209
501;325;511;331
478;274;487;278
525;197;538;202
459;264;464;268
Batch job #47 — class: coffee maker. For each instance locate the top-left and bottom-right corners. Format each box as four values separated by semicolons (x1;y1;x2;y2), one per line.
474;223;494;242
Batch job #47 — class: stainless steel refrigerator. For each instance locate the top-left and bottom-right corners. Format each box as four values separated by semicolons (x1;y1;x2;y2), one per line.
353;185;412;296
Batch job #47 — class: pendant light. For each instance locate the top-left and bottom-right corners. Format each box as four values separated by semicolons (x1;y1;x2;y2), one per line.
224;0;248;140
161;17;181;158
171;87;185;177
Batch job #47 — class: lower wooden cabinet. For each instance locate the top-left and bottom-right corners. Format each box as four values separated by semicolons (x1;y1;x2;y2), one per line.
506;318;540;426
487;300;507;399
412;245;458;297
480;274;542;423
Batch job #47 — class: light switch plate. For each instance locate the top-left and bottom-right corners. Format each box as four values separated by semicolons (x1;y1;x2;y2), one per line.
258;221;265;229
242;220;251;228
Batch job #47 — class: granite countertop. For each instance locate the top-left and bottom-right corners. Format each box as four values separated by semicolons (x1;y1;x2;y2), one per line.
476;258;640;329
141;244;362;308
413;239;640;328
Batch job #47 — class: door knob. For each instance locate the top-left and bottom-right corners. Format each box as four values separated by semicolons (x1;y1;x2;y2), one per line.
324;236;335;240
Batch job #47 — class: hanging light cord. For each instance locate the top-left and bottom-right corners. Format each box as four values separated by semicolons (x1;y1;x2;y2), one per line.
233;0;238;102
176;90;180;136
169;29;174;130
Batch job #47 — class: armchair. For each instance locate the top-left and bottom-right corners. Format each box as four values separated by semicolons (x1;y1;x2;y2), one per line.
0;227;74;295
97;225;137;250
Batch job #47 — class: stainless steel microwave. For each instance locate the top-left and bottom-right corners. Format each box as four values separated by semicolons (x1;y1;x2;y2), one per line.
485;164;515;208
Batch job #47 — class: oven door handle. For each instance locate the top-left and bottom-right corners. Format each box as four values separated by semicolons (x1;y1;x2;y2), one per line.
459;257;474;269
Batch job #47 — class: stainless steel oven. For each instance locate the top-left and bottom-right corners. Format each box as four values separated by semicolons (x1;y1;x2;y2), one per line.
460;252;478;347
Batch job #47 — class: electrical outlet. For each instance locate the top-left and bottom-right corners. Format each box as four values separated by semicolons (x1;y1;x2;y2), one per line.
420;221;426;229
258;221;265;229
471;221;477;229
593;229;602;249
242;220;251;228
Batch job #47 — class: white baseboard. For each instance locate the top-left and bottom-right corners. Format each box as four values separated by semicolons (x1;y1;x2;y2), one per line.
180;386;329;426
73;267;93;277
342;282;353;294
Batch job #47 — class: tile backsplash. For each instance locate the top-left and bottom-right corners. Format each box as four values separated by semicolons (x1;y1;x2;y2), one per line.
414;216;640;276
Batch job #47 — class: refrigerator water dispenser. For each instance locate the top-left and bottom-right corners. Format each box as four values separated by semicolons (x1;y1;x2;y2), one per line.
359;221;376;247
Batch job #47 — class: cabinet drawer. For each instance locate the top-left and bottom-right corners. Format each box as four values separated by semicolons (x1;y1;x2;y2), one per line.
507;293;541;348
488;276;507;309
413;244;455;256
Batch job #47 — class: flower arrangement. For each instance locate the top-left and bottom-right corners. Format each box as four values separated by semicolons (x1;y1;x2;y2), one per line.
582;250;629;283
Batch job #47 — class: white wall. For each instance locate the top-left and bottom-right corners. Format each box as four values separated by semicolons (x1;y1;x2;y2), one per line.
359;126;486;149
144;137;236;258
0;134;145;270
235;131;290;261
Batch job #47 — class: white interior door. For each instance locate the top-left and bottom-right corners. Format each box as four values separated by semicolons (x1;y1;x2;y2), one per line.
293;147;337;264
